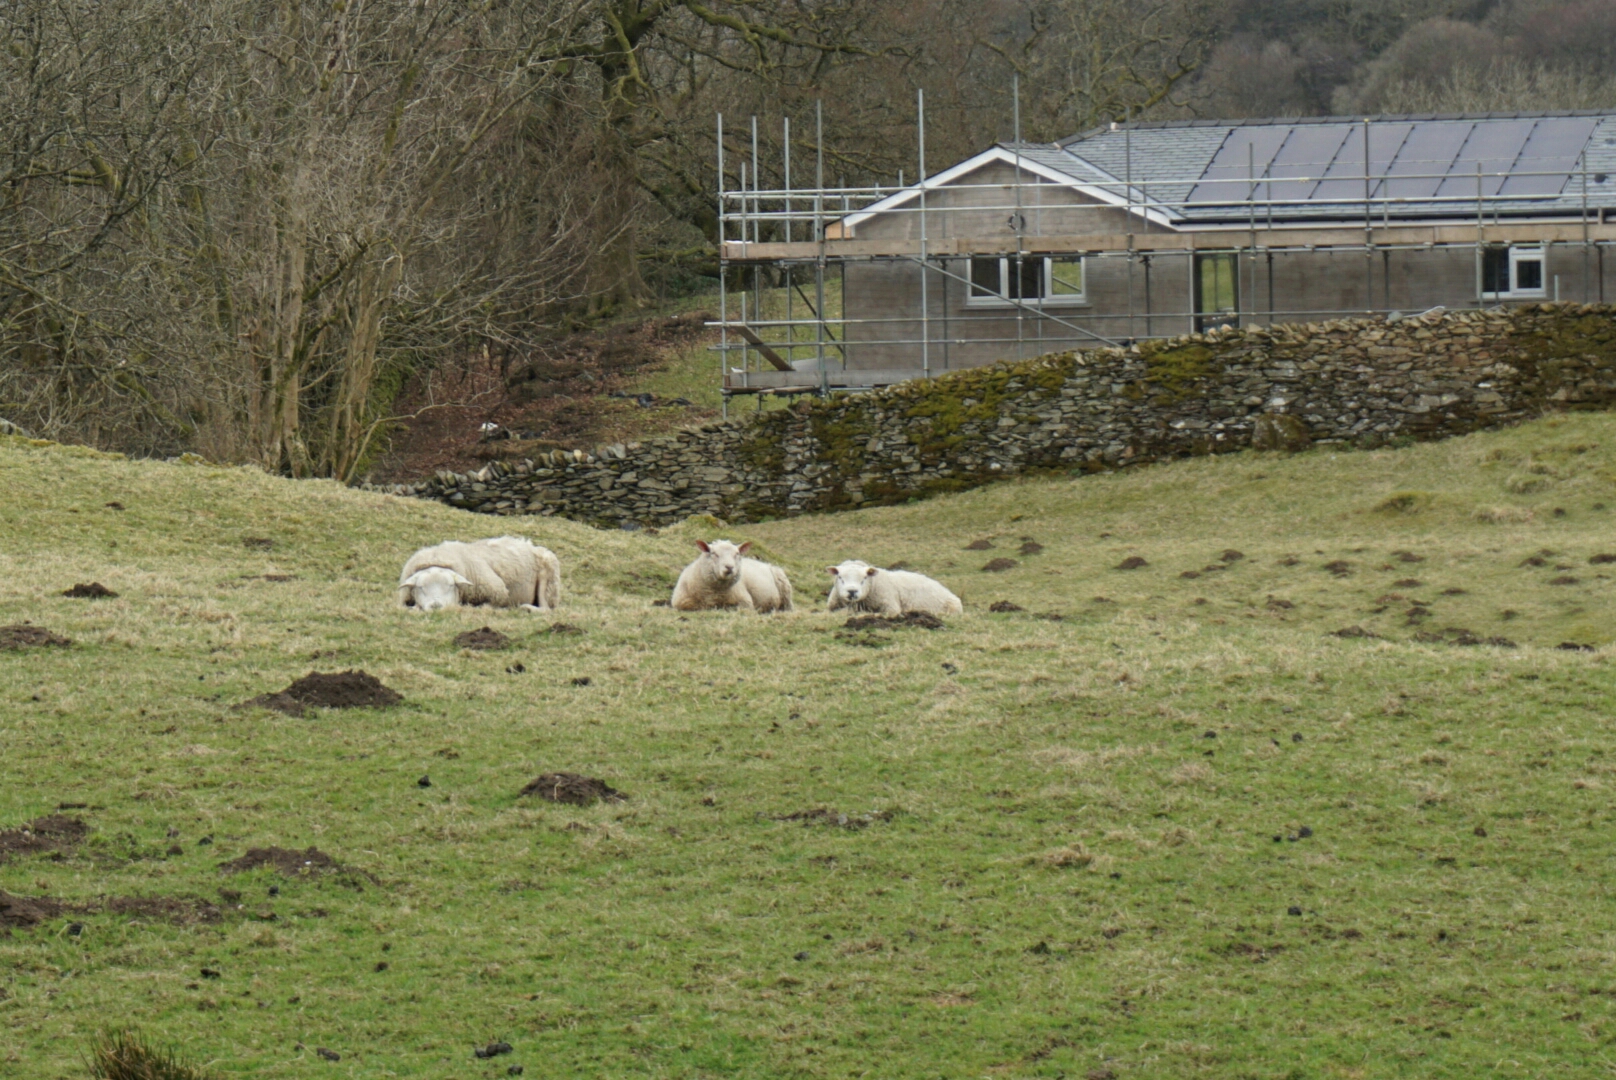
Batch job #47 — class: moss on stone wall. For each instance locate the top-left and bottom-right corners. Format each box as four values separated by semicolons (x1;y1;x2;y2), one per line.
1137;341;1217;403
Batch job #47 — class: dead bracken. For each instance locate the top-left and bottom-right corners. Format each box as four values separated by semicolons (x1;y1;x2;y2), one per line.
519;772;627;806
237;670;403;717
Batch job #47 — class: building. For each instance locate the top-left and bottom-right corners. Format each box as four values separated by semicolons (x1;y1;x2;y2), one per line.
716;111;1616;395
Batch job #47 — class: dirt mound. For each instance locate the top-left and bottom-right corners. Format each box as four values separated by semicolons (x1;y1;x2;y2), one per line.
238;670;403;717
1019;541;1044;556
0;891;65;928
988;601;1025;613
2;890;219;931
1591;554;1616;564
771;808;896;830
102;895;222;923
843;612;946;631
518;772;627;806
0;625;72;650
964;539;994;550
1115;557;1147;570
1219;549;1245;562
982;558;1019;572
547;623;586;635
242;536;274;550
1414;628;1517;647
454;627;510;650
0;814;88;862
62;582;117;598
1330;626;1379;639
218;846;347;877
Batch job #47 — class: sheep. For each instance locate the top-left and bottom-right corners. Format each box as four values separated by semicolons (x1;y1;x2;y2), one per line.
670;540;794;613
398;536;561;612
825;560;962;617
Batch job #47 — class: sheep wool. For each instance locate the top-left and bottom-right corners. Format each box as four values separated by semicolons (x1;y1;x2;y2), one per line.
671;540;794;613
398;536;561;611
826;560;962;617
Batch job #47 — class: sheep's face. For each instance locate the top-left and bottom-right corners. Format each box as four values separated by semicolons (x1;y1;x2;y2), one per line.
827;561;878;604
695;539;749;586
401;566;472;611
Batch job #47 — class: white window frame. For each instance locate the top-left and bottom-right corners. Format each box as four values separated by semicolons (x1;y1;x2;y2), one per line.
1483;245;1546;299
965;256;1088;307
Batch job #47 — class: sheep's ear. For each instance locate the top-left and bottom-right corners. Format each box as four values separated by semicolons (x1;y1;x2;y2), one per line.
695;540;710;553
401;570;432;589
865;566;879;577
826;566;839;575
450;571;473;588
737;542;752;554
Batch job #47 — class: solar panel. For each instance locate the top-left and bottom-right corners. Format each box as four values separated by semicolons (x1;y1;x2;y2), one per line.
1436;118;1538;199
1186;127;1293;206
1312;122;1413;209
1380;122;1472;200
1178;115;1598;218
1501;116;1598;196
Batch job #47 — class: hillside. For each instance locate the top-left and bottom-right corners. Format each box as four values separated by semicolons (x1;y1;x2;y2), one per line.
2;416;1616;1078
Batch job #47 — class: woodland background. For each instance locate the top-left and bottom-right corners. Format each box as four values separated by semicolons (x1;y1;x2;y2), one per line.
2;0;1613;477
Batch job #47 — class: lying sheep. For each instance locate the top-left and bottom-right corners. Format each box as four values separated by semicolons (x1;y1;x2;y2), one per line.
398;536;561;612
826;560;962;617
671;540;793;613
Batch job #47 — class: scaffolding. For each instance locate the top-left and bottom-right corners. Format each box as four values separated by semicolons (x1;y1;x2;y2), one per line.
713;101;1616;414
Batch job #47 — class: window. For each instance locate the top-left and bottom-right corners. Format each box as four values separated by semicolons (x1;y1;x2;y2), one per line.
1483;245;1545;298
966;256;1087;305
1194;252;1239;331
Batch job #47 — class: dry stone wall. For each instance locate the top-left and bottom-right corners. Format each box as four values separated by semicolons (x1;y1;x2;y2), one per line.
380;304;1616;526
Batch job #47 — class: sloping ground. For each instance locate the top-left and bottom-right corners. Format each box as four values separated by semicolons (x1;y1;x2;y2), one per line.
1;419;1615;1078
367;311;722;483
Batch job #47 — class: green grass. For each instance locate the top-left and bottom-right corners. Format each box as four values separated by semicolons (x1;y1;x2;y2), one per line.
3;413;1616;1078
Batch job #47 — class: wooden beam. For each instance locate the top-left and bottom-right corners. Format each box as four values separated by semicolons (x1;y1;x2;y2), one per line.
731;324;794;371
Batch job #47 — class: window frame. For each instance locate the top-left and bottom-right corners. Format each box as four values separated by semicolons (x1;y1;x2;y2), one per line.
1482;244;1546;299
965;255;1088;307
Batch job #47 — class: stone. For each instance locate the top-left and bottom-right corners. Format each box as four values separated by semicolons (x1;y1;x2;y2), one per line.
1251;412;1312;452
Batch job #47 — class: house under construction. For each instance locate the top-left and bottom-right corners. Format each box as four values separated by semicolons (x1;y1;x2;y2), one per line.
714;108;1616;403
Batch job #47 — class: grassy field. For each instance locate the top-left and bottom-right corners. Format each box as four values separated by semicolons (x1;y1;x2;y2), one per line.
3;411;1616;1079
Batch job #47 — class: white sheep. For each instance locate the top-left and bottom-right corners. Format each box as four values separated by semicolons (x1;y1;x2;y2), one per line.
398;536;561;612
670;540;794;613
826;560;962;617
